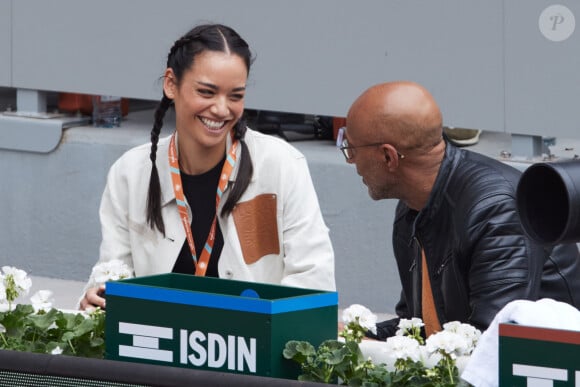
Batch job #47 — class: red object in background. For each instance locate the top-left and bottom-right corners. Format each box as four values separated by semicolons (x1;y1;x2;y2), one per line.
58;93;129;117
332;117;346;141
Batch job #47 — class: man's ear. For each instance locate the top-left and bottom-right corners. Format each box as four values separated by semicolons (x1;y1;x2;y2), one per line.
163;68;177;99
382;144;401;170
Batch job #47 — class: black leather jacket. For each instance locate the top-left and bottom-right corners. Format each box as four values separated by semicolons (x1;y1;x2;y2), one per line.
375;141;580;339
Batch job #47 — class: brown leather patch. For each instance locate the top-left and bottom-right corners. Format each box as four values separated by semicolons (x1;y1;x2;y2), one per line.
232;194;280;264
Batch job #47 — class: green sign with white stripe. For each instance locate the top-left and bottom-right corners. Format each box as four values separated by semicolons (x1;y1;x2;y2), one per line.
105;274;338;380
499;323;580;386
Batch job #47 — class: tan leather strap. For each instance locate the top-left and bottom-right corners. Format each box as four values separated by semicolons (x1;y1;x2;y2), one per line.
421;248;442;337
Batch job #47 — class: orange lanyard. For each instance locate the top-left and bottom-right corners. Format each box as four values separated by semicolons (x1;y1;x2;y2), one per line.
168;132;238;276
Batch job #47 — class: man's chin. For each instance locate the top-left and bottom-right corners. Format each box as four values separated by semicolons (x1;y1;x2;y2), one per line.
368;187;390;201
368;188;381;201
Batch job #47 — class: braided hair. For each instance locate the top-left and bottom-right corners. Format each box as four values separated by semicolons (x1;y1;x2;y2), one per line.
146;24;254;235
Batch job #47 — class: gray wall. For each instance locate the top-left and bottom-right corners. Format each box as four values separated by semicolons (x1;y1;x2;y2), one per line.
0;1;10;87
1;0;579;138
0;125;146;279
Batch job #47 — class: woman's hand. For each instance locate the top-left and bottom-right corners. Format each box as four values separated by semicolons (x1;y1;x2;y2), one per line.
79;284;106;310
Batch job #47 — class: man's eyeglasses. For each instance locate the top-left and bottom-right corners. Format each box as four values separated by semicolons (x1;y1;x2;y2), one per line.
337;127;406;161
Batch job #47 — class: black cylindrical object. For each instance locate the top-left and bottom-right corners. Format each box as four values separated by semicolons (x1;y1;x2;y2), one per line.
516;160;580;245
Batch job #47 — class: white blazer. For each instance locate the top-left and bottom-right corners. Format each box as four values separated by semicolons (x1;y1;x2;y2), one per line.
82;129;336;296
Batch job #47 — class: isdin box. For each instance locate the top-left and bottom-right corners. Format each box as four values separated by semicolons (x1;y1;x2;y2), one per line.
499;323;580;386
105;274;338;380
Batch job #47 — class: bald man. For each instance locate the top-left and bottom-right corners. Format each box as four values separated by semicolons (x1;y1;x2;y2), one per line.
343;81;580;339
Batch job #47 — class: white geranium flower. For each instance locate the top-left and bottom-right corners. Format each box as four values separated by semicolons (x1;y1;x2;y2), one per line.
425;330;470;359
1;266;32;298
396;317;425;336
51;346;63;355
30;290;54;312
441;321;462;332
341;304;377;334
417;345;442;369
398;317;424;331
91;259;134;284
0;302;9;312
384;335;421;363
442;321;481;354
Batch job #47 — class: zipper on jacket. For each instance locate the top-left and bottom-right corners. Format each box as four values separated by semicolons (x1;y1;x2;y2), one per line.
436;258;451;276
433;247;456;278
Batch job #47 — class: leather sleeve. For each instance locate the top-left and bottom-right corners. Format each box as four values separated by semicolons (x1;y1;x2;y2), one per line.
540;243;580;307
459;192;545;329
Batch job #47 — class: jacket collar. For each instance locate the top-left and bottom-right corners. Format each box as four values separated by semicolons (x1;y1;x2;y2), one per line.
411;139;462;233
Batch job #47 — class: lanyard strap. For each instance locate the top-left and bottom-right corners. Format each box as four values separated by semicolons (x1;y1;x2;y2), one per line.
168;132;238;276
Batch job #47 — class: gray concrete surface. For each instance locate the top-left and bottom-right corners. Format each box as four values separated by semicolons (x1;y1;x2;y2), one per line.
28;275;85;311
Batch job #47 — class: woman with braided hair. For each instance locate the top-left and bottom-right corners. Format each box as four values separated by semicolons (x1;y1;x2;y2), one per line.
80;24;335;310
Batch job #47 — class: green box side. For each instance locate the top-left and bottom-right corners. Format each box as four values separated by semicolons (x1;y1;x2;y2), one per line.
269;305;338;379
499;336;579;386
106;295;337;380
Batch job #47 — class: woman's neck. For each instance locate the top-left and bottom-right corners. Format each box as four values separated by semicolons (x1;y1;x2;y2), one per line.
178;140;226;175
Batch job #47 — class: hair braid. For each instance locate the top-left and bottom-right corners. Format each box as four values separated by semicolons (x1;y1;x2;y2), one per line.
221;118;253;217
146;94;173;235
168;36;193;60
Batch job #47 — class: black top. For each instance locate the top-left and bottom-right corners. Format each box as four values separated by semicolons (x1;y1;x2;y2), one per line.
172;157;226;277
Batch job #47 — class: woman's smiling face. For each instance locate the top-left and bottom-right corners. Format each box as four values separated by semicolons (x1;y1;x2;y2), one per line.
164;50;248;150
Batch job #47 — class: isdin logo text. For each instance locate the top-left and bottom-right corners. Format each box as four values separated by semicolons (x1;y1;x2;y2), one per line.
117;322;257;373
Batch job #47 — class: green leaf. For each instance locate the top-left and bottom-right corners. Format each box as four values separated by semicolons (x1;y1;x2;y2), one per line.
27;308;59;330
283;340;316;360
